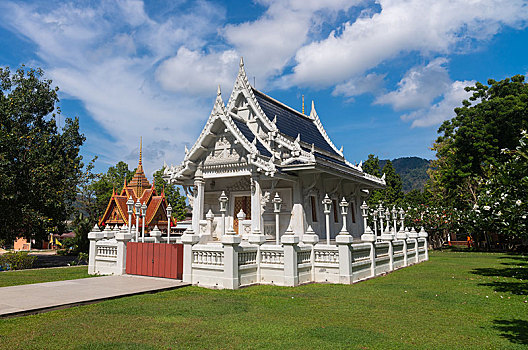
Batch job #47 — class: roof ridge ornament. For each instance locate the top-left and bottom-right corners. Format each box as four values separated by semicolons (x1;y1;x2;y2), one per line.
310;100;343;157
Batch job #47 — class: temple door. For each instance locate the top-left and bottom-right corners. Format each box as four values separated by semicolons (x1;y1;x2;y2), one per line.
233;196;251;234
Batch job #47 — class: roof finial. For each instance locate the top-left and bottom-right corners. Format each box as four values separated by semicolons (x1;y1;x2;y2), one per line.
217;84;221;97
302;94;305;115
239;57;244;68
139;137;143;166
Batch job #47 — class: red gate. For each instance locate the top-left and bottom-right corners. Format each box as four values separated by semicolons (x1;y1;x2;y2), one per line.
126;242;183;279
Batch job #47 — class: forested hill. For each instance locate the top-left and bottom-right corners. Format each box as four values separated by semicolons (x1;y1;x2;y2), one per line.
379;157;431;192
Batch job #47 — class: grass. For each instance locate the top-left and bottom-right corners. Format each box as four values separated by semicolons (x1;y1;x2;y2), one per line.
0;251;527;349
0;266;93;287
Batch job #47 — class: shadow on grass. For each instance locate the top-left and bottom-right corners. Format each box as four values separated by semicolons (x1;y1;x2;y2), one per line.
493;319;528;345
471;258;528;295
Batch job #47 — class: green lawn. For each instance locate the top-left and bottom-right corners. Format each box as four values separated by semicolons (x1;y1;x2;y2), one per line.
0;251;527;349
0;266;93;287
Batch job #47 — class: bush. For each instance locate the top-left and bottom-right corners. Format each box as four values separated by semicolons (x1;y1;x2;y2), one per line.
0;251;37;270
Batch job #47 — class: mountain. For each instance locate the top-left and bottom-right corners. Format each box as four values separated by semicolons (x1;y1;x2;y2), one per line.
379;157;431;192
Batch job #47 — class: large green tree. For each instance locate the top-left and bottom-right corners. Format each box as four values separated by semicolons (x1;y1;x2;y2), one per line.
431;75;528;207
0;66;85;242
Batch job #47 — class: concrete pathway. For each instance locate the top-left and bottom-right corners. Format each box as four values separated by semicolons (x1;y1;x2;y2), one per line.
0;275;189;318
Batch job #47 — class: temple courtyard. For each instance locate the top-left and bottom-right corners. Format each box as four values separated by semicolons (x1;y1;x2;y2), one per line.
0;250;526;349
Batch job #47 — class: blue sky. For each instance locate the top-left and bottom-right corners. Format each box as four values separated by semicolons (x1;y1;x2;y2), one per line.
1;0;528;175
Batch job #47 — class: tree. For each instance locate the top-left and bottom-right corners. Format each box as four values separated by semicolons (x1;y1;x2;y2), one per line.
380;160;403;204
153;167;187;221
0;66;85;242
363;154;381;177
363;155;403;207
430;75;528;207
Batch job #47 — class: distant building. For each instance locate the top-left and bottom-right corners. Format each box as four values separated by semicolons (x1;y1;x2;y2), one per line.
98;144;176;232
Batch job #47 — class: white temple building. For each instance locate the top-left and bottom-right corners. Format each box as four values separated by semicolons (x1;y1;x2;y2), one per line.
87;59;428;289
164;58;386;244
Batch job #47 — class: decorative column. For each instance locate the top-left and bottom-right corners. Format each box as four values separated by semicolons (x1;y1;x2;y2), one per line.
222;230;241;289
150;225;161;243
135;199;141;242
192;172;205;234
396;208;408;266
126;196;134;235
281;226;299;287
336;198;353;284
166;204;172;244
339;198;349;235
115;225;133;275
272;193;282;245
141;202;147;242
206;209;215;237
360;202;376;277
219;191;228;239
181;228;200;283
378;204;384;236
302;225;319;282
250;174;263;234
392;207;398;234
408;227;419;264
322;194;332;245
419;227;429;261
88;224;103;275
372;208;378;236
380;207;395;271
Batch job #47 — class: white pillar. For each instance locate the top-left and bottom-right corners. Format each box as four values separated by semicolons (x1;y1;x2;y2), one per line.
282;232;299;287
336;233;354;284
181;229;200;283
302;225;319;282
325;213;330;244
192;175;205;234
222;234;241;289
275;211;280;245
115;226;133;275
88;225;103;275
250;174;262;234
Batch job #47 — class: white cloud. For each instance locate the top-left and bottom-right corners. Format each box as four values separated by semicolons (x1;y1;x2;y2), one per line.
375;58;451;110
156;47;239;95
333;72;386;98
155;0;359;94
0;0;224;174
402;80;475;128
286;0;528;87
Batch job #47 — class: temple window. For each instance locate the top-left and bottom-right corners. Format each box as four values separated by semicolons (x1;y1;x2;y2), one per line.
310;196;318;222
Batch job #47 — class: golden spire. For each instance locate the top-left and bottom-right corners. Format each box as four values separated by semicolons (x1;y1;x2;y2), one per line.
302;94;305;115
139;136;143;167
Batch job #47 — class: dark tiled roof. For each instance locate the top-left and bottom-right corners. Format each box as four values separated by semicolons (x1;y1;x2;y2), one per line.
231;117;272;157
252;89;339;156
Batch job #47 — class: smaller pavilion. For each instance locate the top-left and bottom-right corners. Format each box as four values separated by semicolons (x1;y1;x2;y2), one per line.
98;143;175;232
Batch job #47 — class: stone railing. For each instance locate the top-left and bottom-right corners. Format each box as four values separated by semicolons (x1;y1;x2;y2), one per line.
88;225;133;275
179;224;429;289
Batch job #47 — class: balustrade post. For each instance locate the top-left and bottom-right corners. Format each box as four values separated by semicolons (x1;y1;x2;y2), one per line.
360;226;376;277
419;227;429;261
396;224;408;267
181;228;200;283
380;217;395;271
88;224;104;275
115;225;133;275
281;227;299;287
408;227;419;264
150;225;162;243
302;225;319;282
222;231;241;289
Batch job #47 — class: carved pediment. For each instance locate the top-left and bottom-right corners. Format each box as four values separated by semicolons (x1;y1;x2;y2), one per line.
203;134;248;166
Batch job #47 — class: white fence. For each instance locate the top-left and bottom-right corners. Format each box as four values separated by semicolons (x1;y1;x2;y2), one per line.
181;230;429;289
